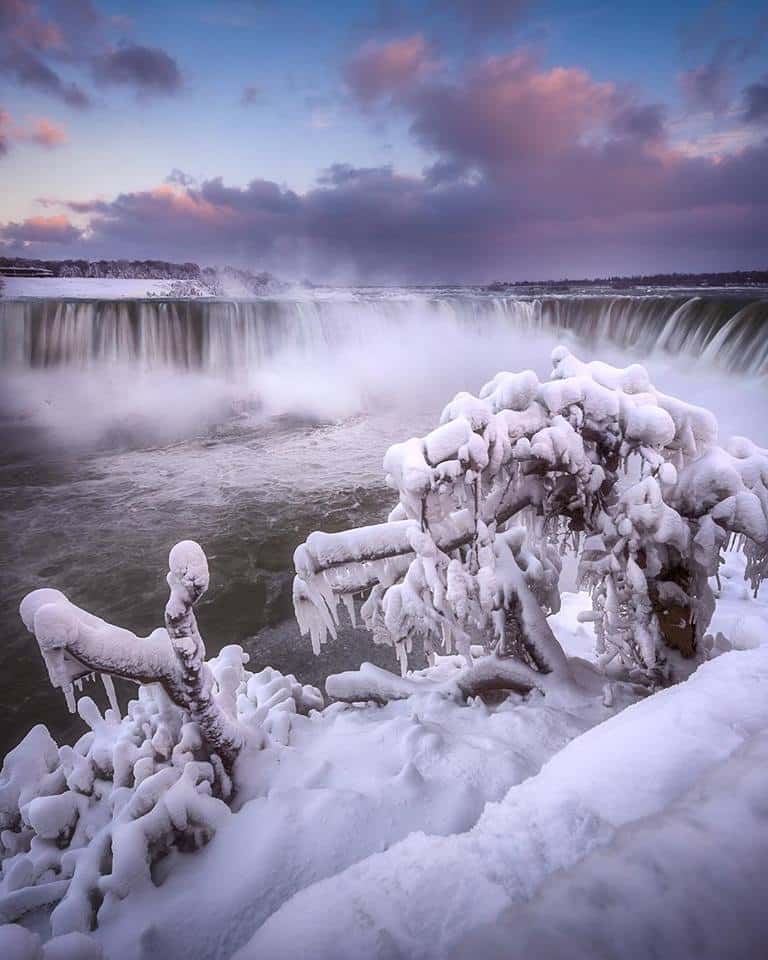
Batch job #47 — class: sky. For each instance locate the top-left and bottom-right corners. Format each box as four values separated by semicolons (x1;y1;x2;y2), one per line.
1;0;767;282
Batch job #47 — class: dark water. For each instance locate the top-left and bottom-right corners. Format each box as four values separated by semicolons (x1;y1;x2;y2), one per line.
0;411;426;756
1;288;767;756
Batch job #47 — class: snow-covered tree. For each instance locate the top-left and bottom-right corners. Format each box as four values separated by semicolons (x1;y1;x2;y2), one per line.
1;543;322;933
293;346;768;700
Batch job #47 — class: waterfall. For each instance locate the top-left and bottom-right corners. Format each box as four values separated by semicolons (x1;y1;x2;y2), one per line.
1;293;766;375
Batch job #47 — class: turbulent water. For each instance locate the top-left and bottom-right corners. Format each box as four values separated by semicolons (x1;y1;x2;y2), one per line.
1;288;767;754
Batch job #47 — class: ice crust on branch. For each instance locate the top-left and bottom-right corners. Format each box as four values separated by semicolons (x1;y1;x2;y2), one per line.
293;346;768;699
2;545;323;935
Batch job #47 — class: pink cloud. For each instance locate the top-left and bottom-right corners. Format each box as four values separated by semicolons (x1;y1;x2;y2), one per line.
0;111;68;152
3;0;64;51
345;35;434;103
21;116;68;148
409;53;617;170
0;214;82;244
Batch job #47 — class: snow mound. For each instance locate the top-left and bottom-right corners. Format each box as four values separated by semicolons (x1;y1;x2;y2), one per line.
238;638;768;960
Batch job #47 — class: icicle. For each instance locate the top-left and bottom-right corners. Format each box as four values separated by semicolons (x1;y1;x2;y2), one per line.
397;641;409;677
101;672;121;718
63;682;76;714
341;592;357;627
441;620;453;654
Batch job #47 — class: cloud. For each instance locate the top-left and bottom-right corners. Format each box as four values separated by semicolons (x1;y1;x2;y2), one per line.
165;168;196;187
20;116;68;147
19;126;766;281
0;213;82;245
0;2;182;105
678;7;767;116
611;103;666;142
345;35;433;103
316;163;394;186
441;0;529;31
241;84;262;106
0;108;11;155
1;45;91;107
743;76;768;124
0;0;92;106
680;60;730;112
0;109;68;154
91;44;182;96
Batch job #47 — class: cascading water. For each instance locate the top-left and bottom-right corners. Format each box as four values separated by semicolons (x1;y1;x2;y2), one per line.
2;292;767;375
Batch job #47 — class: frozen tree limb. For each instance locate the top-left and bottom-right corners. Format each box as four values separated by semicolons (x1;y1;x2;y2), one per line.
4;585;323;933
20;541;244;774
294;346;768;689
325;657;546;705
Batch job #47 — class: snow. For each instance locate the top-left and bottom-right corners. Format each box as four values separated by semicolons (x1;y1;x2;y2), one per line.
237;615;768;960
1;278;198;300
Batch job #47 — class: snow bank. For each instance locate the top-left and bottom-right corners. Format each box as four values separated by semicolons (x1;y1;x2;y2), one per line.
1;278;193;300
86;633;620;960
238;636;768;960
456;730;768;960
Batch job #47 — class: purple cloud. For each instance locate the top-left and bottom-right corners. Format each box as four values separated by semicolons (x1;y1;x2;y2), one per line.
442;0;530;31
0;1;182;105
345;35;433;103
241;84;262;106
91;44;182;96
680;60;730;112
0;213;82;244
743;76;768;123
1;45;91;107
165;168;196;187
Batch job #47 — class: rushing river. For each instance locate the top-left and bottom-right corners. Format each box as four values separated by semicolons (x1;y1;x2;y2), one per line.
1;287;767;754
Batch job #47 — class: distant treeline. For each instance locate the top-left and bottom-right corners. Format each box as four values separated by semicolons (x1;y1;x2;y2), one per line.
487;270;768;291
0;257;281;293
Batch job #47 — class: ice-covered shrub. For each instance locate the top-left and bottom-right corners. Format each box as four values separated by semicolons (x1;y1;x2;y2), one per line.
1;544;322;932
293;347;768;697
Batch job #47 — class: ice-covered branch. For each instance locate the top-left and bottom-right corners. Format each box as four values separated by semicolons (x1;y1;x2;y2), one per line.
293;346;768;690
325;655;547;705
20;541;245;774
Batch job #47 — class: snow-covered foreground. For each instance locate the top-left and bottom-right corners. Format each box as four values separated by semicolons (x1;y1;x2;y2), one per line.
241;555;768;960
2;553;766;960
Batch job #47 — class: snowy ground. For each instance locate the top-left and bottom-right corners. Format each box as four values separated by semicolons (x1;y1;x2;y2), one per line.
3;553;765;960
1;278;196;300
238;555;768;960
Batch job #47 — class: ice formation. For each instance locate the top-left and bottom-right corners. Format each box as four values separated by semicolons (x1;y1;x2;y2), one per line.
293;346;768;697
1;545;322;937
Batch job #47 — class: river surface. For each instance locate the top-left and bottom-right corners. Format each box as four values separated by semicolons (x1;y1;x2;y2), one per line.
1;287;767;754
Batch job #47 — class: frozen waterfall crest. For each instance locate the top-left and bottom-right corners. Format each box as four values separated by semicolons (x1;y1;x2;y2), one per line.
2;345;767;944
